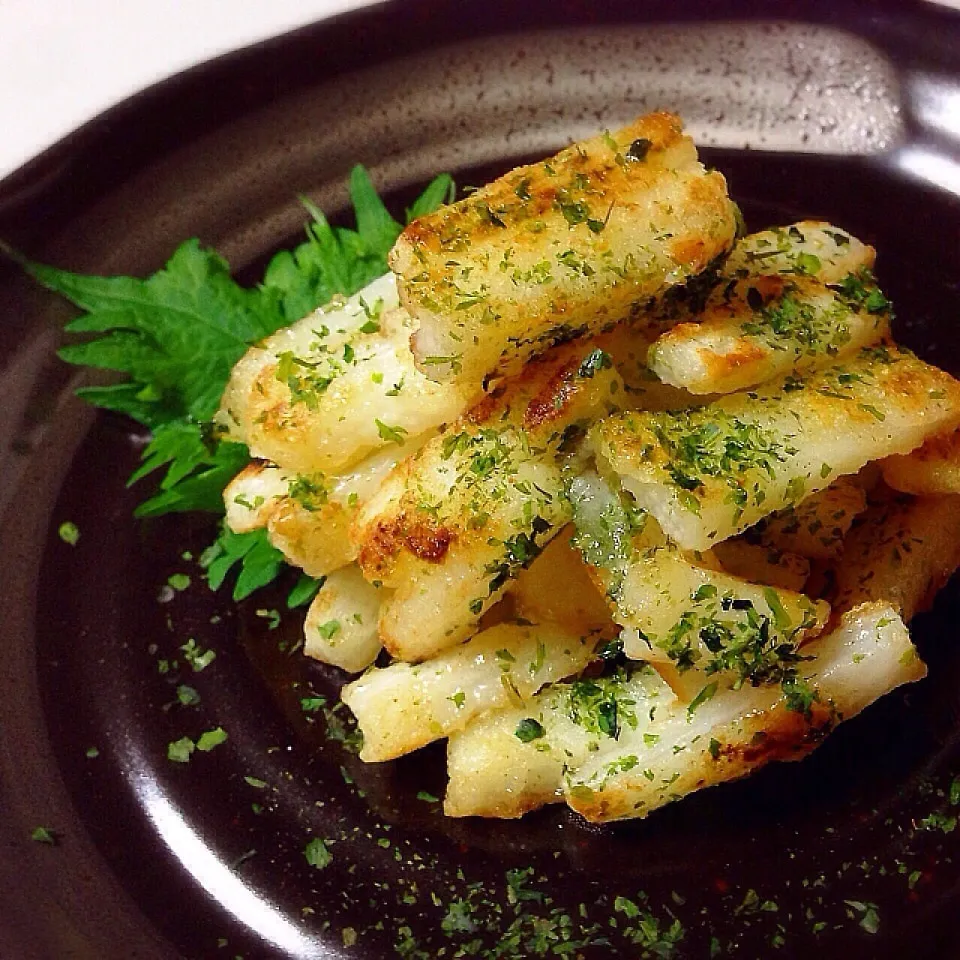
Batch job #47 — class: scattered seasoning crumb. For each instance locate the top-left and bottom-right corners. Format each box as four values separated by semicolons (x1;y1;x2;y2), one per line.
58;521;79;546
305;837;333;870
244;776;268;789
31;826;57;845
416;791;440;803
342;927;357;947
300;696;326;713
197;727;228;752
85;746;99;759
232;849;257;870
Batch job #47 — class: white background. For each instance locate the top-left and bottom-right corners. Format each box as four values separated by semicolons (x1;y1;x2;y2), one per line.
0;0;375;182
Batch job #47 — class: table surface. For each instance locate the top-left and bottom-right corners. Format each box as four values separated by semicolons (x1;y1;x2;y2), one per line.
0;0;374;183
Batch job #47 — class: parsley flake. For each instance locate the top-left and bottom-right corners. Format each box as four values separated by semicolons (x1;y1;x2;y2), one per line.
687;682;719;715
375;419;409;445
176;684;201;707
167;573;191;592
196;727;228;752
58;521;80;546
844;900;880;935
180;639;217;672
304;837;333;870
316;620;341;641
167;736;196;763
31;826;58;845
515;718;546;742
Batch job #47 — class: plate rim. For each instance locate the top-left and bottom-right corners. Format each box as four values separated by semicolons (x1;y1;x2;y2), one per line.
2;2;960;958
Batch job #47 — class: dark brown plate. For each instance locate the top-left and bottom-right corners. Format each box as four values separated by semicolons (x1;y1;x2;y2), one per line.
3;2;960;957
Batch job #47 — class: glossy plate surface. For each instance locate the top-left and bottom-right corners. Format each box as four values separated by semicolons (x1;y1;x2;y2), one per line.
2;2;960;957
